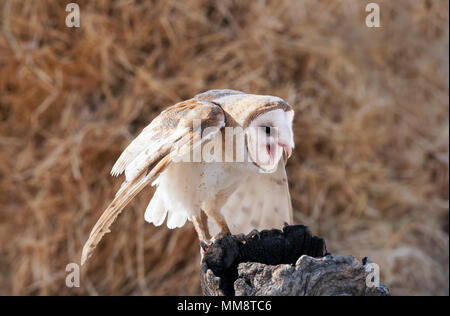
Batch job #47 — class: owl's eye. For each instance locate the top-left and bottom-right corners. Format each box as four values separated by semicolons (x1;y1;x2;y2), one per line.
264;126;271;135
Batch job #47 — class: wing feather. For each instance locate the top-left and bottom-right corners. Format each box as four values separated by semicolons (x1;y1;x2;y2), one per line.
110;120;162;176
81;99;225;265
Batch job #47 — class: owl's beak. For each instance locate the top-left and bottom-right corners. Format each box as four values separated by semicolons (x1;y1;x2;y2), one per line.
279;143;292;159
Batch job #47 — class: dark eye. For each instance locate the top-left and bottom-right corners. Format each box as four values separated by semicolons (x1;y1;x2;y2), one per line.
264;126;271;135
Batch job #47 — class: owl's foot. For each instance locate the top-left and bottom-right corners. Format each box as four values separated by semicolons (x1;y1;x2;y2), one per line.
200;232;232;258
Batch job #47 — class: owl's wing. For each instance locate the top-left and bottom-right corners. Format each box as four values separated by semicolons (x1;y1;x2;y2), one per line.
81;99;225;265
214;158;293;235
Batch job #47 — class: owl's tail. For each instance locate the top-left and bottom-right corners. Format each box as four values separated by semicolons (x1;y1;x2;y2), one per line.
81;173;152;266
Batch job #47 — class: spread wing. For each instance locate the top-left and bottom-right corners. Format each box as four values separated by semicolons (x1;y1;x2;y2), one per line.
213;158;293;235
81;99;225;265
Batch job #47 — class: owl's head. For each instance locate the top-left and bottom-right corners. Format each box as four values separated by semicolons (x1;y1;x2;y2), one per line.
195;90;295;172
246;108;294;173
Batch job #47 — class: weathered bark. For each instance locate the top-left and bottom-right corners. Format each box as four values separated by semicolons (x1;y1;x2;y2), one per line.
201;225;390;296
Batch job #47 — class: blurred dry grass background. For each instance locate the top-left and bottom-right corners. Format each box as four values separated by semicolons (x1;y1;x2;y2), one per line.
0;0;448;296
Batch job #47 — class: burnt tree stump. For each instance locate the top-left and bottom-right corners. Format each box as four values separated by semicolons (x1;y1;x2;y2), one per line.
201;225;390;296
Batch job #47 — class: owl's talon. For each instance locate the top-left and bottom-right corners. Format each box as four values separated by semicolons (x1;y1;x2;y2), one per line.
247;229;261;239
200;240;211;260
235;233;247;243
200;240;211;252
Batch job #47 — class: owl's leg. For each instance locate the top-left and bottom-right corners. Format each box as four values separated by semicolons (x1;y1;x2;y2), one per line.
191;214;210;242
191;213;212;259
203;195;231;236
200;210;211;240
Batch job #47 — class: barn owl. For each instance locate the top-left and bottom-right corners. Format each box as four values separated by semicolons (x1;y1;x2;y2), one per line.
81;89;295;265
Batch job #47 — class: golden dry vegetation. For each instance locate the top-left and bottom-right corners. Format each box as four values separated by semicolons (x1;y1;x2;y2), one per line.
0;0;448;295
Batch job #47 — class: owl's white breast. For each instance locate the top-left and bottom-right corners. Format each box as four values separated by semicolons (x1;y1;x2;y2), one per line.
146;154;254;229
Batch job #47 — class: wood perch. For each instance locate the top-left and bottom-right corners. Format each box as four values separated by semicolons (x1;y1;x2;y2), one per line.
201;225;390;296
